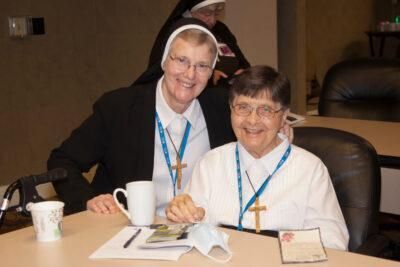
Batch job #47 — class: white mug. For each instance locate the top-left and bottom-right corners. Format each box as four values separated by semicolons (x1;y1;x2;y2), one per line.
113;181;155;226
26;201;64;242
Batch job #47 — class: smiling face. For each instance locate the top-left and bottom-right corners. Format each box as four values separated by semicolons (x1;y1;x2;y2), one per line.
231;92;288;158
191;3;225;29
162;37;214;114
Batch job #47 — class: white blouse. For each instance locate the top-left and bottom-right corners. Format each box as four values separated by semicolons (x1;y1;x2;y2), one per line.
185;135;349;250
153;77;211;216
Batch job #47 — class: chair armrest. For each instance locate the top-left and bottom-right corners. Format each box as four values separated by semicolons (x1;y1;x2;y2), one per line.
355;234;390;256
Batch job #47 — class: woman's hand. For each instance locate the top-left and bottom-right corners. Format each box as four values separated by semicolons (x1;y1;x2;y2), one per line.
212;69;228;85
166;194;205;223
86;194;120;214
234;68;245;76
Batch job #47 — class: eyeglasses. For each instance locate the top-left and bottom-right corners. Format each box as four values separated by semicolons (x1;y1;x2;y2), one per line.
194;4;224;17
231;104;283;119
169;55;212;75
195;9;223;17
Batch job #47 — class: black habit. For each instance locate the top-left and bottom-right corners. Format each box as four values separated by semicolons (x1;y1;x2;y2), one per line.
47;81;235;213
148;20;250;72
136;0;250;87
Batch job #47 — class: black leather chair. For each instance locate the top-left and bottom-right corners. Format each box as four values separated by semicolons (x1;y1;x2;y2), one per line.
293;127;389;256
318;58;400;122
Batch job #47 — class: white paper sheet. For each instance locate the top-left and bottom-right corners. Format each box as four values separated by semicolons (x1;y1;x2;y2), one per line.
285;112;306;125
89;227;192;261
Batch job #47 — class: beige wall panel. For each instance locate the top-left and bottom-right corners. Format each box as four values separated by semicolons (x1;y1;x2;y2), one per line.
225;0;277;67
306;0;374;84
0;1;177;184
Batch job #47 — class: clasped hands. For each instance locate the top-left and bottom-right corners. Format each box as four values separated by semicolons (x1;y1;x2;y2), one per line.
165;194;205;223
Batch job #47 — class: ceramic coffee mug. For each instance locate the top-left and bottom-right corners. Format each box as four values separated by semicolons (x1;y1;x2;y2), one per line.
27;201;64;242
113;181;155;226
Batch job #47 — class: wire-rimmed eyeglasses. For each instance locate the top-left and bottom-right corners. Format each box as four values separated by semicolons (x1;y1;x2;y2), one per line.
169;55;212;75
231;104;283;119
194;4;225;18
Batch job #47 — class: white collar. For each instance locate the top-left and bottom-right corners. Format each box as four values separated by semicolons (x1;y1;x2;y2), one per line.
155;76;201;129
238;133;290;178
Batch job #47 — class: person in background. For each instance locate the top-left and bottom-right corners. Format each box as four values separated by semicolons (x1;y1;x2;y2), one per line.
48;19;235;216
147;0;250;87
166;65;349;250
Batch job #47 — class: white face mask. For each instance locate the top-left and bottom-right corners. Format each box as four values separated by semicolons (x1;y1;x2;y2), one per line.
189;223;233;263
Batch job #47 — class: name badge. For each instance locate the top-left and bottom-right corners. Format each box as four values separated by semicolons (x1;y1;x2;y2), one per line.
218;42;236;57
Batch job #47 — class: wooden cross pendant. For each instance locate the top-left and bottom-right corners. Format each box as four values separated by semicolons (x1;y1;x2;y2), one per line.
248;197;267;233
172;155;187;190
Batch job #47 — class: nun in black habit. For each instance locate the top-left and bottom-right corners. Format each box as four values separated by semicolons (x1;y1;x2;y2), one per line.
48;18;237;214
136;0;250;87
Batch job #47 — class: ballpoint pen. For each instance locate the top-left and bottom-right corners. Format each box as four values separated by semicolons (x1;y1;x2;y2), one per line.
123;228;142;249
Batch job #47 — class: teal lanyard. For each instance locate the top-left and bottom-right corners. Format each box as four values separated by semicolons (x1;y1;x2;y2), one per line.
155;112;191;196
236;143;291;230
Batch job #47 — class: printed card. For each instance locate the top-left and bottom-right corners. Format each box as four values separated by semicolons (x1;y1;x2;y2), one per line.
146;224;191;243
278;228;328;264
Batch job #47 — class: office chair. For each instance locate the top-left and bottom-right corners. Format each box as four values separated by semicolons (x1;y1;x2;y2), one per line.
293;127;389;256
318;58;400;122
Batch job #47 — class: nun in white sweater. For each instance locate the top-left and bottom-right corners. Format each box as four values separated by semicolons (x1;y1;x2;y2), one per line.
166;65;349;250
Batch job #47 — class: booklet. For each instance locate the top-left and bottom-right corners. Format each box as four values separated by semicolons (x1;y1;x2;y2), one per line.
146;224;191;243
90;224;231;262
89;226;192;261
278;228;328;264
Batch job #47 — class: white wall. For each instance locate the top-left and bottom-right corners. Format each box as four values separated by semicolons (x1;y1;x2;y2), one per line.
381;168;400;215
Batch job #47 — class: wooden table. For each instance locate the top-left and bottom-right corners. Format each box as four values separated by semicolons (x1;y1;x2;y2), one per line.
295;116;400;167
365;31;400;57
1;211;398;267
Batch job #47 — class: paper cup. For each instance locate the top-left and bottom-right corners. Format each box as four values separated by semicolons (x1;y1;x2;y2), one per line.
27;201;64;242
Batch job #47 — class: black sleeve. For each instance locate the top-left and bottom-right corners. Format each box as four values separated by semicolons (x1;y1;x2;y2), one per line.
47;94;110;213
133;64;164;86
213;21;251;69
198;87;236;148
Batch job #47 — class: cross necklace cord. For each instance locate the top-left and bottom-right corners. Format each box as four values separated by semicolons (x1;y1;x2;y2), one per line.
245;171;267;233
165;128;187;190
